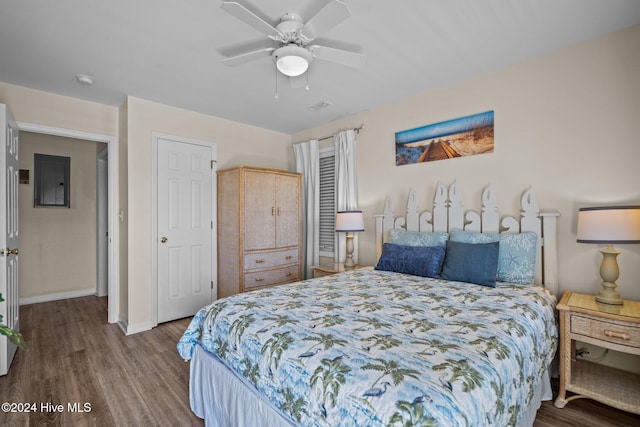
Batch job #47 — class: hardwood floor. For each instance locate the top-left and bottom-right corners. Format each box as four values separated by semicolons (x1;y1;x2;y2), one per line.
535;379;640;427
0;296;202;427
1;296;639;426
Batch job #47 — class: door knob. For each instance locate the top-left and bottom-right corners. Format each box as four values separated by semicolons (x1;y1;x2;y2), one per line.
160;237;168;243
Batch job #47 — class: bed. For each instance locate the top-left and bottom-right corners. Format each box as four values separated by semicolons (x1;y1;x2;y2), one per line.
178;181;560;427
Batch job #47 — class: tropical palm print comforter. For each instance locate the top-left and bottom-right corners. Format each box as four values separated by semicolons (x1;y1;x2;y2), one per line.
178;268;557;427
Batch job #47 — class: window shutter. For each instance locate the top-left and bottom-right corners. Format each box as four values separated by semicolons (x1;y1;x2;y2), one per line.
319;151;335;256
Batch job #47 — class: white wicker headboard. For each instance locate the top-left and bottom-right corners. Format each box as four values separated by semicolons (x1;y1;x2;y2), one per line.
374;181;560;295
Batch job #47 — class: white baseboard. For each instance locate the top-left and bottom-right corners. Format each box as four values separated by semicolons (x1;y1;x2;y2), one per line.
117;315;153;335
19;288;96;305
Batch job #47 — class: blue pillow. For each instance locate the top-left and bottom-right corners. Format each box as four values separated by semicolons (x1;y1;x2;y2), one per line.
375;243;446;278
449;230;537;285
388;229;449;247
440;240;499;287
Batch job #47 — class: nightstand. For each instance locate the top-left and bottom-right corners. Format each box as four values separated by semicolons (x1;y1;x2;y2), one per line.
311;262;366;278
554;291;640;414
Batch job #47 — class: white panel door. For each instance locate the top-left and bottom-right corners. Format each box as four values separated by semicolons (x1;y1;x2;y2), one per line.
157;137;214;323
0;104;19;376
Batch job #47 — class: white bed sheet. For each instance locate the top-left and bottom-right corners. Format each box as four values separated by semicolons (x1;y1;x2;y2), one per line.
190;344;552;427
190;345;294;427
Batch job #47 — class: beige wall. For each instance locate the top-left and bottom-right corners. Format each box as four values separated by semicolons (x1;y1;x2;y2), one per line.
18;132;106;299
0;82;294;330
3;24;639;356
0;83;117;136
123;97;292;327
0;82;119;305
294;25;640;302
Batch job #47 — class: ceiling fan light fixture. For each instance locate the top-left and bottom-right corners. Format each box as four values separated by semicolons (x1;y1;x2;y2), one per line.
273;45;312;77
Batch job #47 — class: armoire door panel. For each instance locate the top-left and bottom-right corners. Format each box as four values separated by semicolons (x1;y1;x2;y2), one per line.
244;171;276;250
275;174;301;248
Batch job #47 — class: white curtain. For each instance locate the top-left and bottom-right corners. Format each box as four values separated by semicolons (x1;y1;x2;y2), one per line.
334;129;359;264
293;139;320;279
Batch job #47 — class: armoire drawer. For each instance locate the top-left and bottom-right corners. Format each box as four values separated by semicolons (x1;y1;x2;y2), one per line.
243;265;299;290
244;248;298;270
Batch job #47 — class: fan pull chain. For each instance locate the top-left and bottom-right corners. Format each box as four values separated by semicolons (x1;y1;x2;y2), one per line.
305;72;310;91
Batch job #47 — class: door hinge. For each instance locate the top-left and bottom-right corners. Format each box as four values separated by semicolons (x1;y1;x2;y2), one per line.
211;281;214;289
211;160;216;169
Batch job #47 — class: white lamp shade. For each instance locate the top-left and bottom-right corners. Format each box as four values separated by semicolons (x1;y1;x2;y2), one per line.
335;211;364;232
273;44;312;77
577;206;640;243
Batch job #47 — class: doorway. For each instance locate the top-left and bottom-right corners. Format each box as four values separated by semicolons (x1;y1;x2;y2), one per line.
97;147;108;297
17;122;119;323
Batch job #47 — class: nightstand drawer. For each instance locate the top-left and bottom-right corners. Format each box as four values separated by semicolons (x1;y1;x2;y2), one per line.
571;315;640;348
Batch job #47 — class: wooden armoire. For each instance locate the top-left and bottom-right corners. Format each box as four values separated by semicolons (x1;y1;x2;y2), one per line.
217;166;302;298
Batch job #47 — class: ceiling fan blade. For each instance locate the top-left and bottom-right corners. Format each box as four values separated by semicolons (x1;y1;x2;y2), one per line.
300;0;352;40
221;2;281;38
222;47;275;66
310;45;366;69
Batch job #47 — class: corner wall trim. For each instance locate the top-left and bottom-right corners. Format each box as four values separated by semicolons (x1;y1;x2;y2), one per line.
123;320;154;336
117;316;128;335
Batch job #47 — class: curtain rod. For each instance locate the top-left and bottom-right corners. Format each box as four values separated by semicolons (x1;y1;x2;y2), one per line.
317;125;365;142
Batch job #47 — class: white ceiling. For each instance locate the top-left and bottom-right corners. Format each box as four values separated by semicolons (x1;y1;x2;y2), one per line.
1;1;639;134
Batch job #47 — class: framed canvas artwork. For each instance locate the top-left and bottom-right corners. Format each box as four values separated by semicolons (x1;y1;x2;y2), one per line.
395;111;494;166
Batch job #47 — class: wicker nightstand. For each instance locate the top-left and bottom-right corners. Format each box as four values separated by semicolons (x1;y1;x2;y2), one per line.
554;291;640;414
311;262;366;278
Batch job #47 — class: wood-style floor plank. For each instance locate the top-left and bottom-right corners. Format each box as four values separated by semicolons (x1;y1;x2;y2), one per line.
1;295;638;426
0;296;201;427
96;368;156;427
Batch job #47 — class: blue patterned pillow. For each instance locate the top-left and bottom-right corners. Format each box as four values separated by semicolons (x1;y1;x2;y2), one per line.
440;240;499;287
388;229;449;247
450;229;538;285
375;243;446;278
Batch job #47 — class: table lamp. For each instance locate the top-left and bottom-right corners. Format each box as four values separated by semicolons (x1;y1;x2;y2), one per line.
335;211;364;269
576;206;640;305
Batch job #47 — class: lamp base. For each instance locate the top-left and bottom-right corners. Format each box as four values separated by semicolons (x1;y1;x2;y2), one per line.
596;247;623;305
595;287;623;305
344;233;356;269
344;257;356;269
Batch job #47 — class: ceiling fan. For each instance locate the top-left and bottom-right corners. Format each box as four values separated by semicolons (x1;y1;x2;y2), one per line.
220;1;366;81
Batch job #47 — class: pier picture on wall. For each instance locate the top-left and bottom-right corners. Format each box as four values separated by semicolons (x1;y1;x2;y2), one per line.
395;110;494;166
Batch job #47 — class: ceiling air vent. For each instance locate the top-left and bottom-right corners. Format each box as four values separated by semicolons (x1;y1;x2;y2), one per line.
307;101;332;112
